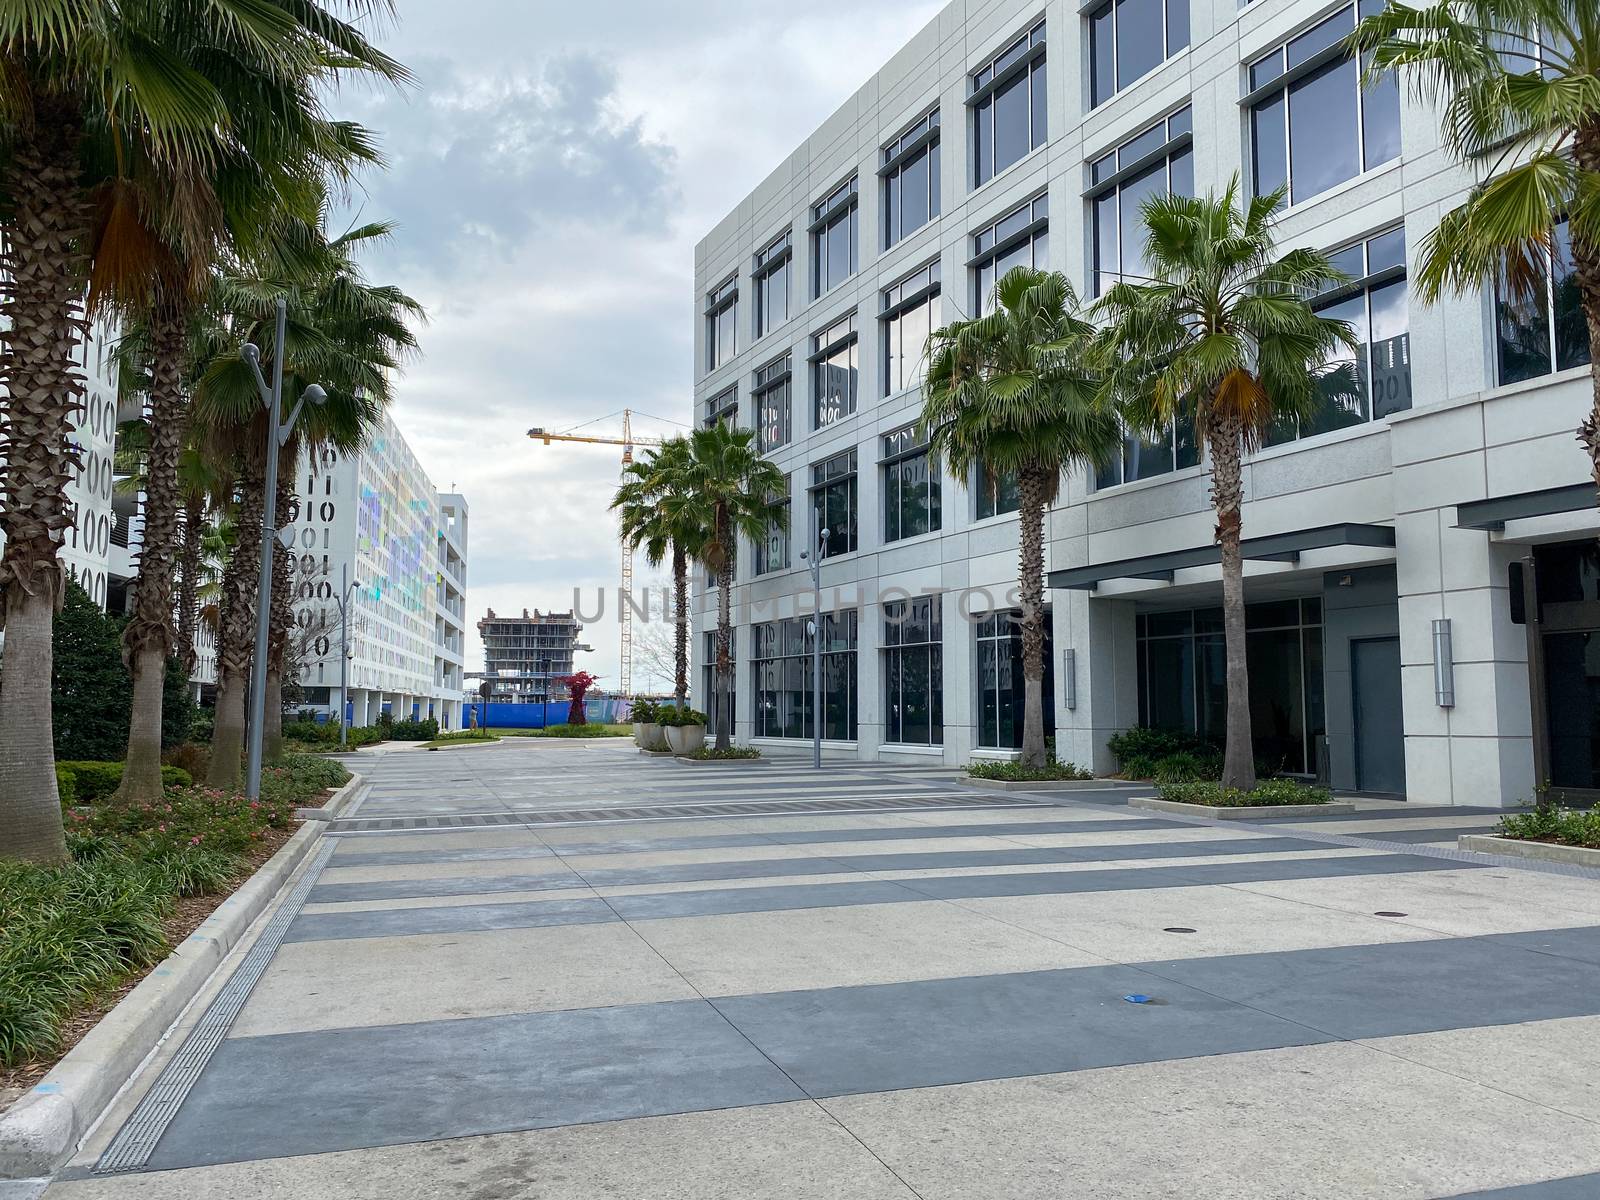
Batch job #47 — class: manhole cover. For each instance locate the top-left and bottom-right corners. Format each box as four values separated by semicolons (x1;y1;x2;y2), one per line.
1163;927;1197;934
1374;911;1408;917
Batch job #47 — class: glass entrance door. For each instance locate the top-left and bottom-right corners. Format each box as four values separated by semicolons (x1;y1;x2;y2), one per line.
1528;542;1600;801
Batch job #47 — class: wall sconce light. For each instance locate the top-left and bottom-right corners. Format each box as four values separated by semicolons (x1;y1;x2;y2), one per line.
1432;618;1454;708
1064;648;1077;711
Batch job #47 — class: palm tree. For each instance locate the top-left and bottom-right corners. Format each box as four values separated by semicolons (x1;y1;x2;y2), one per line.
1093;182;1356;790
682;424;786;751
922;268;1120;769
0;2;404;856
1352;1;1600;489
612;437;704;710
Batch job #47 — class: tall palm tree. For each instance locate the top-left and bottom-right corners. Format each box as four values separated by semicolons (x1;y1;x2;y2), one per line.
0;1;404;857
1093;182;1356;790
922;268;1120;769
612;437;704;710
1352;1;1600;490
682;424;786;751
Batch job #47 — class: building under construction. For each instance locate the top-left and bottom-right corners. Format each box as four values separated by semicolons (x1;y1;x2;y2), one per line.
476;609;589;704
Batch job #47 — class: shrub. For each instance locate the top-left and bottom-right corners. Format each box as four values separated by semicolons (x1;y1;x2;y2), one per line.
163;741;210;781
56;762;193;805
388;717;439;741
630;698;660;723
1107;725;1207;763
52;581;132;761
680;746;761;760
1498;805;1600;849
259;754;350;804
190;706;214;743
162;656;195;750
1150;750;1223;784
658;707;708;728
1156;778;1331;807
966;760;1094;782
55;765;77;806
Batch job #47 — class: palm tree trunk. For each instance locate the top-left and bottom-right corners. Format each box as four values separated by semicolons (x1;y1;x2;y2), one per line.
0;97;91;864
672;542;689;708
263;455;295;762
1209;415;1257;792
1016;466;1049;769
207;450;266;790
714;513;733;751
117;298;190;804
1571;121;1600;511
176;492;203;678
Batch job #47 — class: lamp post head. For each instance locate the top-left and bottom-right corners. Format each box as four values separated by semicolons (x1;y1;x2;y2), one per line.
302;384;327;407
241;344;260;366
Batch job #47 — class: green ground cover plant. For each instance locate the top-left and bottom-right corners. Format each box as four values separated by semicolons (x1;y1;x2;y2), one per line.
1498;806;1600;850
1;756;346;1068
1155;778;1331;807
965;760;1094;782
680;746;760;760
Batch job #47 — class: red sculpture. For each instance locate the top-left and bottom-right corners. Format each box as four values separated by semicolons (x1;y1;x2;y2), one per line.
556;671;600;726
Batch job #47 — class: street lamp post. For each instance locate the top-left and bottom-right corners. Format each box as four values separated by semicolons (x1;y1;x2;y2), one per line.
335;565;361;748
799;527;830;771
241;298;325;800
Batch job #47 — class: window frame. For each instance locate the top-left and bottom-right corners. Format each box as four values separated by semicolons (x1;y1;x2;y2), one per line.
753;352;792;453
970;192;1050;314
753;475;792;576
881;109;942;249
881;424;941;543
809;312;860;429
704;275;738;372
1243;1;1400;207
880;259;941;397
752;230;792;341
1495;215;1590;386
968;19;1048;189
1086;105;1193;295
809;176;860;299
883;596;944;746
703;385;739;429
809;448;858;558
1088;0;1191;108
751;611;859;741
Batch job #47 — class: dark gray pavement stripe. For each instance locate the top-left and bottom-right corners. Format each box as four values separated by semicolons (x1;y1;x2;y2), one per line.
1434;1174;1600;1198
143;1001;804;1170
283;897;619;943
308;869;585;903
603;853;1472;922
329;845;559;867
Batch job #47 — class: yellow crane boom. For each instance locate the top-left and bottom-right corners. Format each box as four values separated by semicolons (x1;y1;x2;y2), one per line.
526;408;668;695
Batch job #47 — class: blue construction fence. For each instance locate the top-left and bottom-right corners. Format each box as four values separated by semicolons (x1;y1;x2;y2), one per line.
467;698;632;729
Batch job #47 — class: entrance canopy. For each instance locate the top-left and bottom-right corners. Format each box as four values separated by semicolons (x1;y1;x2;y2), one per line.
1047;523;1396;591
1454;483;1593;532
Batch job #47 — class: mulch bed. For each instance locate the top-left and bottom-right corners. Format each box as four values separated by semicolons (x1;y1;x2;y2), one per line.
0;822;298;1106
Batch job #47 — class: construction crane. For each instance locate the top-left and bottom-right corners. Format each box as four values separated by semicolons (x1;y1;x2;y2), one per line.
527;409;667;696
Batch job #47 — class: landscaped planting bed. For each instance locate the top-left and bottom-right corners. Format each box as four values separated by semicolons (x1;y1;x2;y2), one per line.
965;760;1095;783
1494;805;1600;849
1155;778;1333;807
0;755;348;1095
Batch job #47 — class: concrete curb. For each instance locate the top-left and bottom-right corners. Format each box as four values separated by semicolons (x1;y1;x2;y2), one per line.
422;738;502;752
293;771;369;821
0;813;330;1178
1130;796;1356;819
672;756;771;766
1459;834;1600;867
636;747;674;757
957;776;1143;793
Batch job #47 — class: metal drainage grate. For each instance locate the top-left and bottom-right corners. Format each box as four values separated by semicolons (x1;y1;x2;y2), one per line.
327;792;1050;833
95;841;338;1174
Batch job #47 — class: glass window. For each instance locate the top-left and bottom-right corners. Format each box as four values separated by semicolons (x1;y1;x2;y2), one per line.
705;276;737;371
972;21;1047;187
1267;226;1411;446
701;630;736;737
881;260;940;395
885;597;943;745
1089;107;1193;295
975;462;1020;519
703;386;738;429
883;426;941;542
976;610;1054;749
753;232;791;340
810;449;857;556
753;354;791;453
972;194;1049;314
810;313;858;428
883;110;941;248
1088;0;1190;107
754;477;790;576
810;177;859;298
1496;216;1592;385
752;612;857;740
1247;4;1400;206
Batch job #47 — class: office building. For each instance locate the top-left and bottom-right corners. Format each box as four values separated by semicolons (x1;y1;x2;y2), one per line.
690;0;1593;806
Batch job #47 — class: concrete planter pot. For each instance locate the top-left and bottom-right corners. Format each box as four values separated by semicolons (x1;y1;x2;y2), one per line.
1459;834;1600;867
1131;796;1356;820
663;724;706;755
635;721;669;752
631;721;646;745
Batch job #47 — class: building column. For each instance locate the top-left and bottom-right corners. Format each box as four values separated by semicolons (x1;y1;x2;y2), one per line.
941;587;974;765
1059;589;1137;776
856;592;882;762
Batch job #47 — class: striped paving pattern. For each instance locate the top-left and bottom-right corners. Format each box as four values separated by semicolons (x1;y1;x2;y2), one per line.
49;741;1600;1199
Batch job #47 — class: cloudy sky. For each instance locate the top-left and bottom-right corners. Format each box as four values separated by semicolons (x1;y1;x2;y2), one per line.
333;1;942;685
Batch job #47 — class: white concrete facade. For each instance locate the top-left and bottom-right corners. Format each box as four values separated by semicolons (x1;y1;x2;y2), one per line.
288;411;468;730
690;0;1597;806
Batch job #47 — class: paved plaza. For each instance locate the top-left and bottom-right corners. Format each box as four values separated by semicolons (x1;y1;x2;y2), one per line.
42;741;1600;1198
